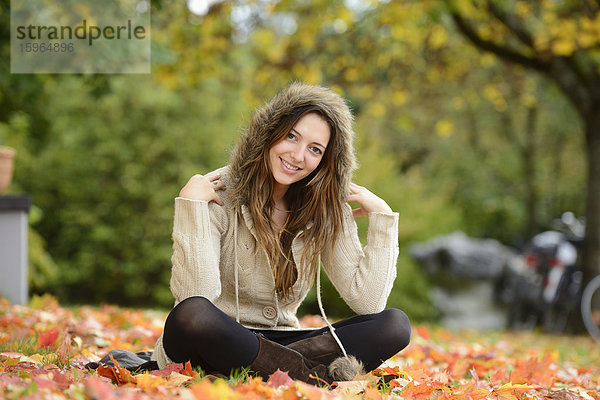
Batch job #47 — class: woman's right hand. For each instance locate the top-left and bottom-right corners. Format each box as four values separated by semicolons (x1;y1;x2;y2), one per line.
178;172;226;206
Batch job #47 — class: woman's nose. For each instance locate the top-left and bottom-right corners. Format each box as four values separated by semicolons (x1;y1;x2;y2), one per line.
290;146;305;163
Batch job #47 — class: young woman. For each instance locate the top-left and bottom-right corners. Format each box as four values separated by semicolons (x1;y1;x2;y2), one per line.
152;83;411;384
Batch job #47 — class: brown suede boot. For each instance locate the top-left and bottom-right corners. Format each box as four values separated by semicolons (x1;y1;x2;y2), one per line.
287;332;342;365
287;332;365;381
249;334;332;385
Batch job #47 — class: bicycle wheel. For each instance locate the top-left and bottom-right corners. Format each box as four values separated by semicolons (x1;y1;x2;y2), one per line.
581;274;600;340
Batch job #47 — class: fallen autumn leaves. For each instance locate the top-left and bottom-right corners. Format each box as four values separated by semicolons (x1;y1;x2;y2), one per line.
1;295;599;399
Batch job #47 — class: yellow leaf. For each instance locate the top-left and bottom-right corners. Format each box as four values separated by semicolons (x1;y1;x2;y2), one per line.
344;68;360;82
392;90;408;106
480;53;497;67
552;38;576;56
136;373;168;392
577;32;598;49
435;119;454;138
429;25;448;49
493;383;537;400
190;379;234;400
23;353;45;365
391;25;405;40
369;102;386;118
377;54;391;69
167;371;193;386
515;1;532;18
520;93;537;108
333;380;369;395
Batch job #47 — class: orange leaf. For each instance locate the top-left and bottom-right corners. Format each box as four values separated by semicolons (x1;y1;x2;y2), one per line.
416;326;431;340
183;360;195;377
236;376;276;398
509;354;555;387
97;364;120;383
447;358;473;379
492;383;536;400
373;366;401;376
96;355;137;385
38;329;59;349
401;381;438;400
587;390;600;400
404;367;430;383
364;387;383;400
449;383;489;400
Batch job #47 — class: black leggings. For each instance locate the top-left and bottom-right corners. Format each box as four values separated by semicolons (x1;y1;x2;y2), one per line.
162;296;411;374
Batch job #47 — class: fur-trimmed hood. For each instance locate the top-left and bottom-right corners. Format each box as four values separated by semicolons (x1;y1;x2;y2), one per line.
228;82;357;208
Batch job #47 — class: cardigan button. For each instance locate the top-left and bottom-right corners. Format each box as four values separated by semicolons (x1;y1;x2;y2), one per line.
262;306;277;320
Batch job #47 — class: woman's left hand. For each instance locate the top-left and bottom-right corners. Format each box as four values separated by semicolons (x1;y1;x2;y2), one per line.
345;182;393;218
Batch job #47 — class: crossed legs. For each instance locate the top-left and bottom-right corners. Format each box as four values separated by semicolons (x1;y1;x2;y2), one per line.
162;296;411;376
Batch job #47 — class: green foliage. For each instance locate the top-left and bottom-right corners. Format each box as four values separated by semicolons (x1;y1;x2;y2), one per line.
18;76;245;307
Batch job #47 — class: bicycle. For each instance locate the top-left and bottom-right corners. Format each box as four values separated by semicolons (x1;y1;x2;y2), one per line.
581;273;600;340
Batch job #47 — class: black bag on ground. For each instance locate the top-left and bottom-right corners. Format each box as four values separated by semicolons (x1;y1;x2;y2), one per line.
84;349;158;372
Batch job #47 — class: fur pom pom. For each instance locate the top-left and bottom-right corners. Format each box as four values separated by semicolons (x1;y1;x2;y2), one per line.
328;356;365;381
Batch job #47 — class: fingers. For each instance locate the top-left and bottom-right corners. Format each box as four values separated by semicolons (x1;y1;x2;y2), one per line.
345;183;364;203
346;182;393;215
207;173;225;205
206;173;226;191
345;193;358;203
212;193;224;206
348;182;362;194
204;172;221;182
179;172;226;203
352;207;367;218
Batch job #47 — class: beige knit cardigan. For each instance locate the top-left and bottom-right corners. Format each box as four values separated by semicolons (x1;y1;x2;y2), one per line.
152;168;399;369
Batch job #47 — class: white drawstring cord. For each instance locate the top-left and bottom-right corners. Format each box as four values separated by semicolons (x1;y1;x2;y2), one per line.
316;257;348;357
233;212;240;323
274;293;280;327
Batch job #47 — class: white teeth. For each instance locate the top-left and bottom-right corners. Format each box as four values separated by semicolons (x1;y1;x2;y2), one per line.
281;158;299;170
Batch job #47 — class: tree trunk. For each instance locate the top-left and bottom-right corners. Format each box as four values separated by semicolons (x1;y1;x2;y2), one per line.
583;111;600;285
523;106;538;238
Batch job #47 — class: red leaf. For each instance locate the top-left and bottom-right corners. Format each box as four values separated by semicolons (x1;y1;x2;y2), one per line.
151;362;184;377
83;376;117;400
38;328;59;349
267;369;294;388
32;376;57;390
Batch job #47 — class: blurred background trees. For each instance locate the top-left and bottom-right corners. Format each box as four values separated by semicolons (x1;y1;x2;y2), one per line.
0;0;594;321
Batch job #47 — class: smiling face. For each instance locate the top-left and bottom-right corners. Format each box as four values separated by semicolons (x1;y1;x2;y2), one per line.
268;112;331;196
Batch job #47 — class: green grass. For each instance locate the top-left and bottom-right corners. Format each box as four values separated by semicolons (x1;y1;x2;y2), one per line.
0;336;73;369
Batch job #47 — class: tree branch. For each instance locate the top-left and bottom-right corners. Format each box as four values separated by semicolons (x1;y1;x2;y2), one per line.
487;0;534;49
449;11;548;72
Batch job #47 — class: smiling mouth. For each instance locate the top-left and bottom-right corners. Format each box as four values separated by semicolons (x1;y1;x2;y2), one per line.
280;157;300;171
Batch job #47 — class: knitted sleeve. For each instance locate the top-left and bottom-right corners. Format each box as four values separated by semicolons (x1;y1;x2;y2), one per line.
321;204;399;314
169;197;226;304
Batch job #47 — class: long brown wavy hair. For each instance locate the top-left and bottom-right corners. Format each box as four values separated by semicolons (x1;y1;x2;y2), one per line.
228;83;357;298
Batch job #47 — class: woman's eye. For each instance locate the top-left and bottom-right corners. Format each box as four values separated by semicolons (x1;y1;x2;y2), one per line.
310;146;322;155
287;133;296;140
